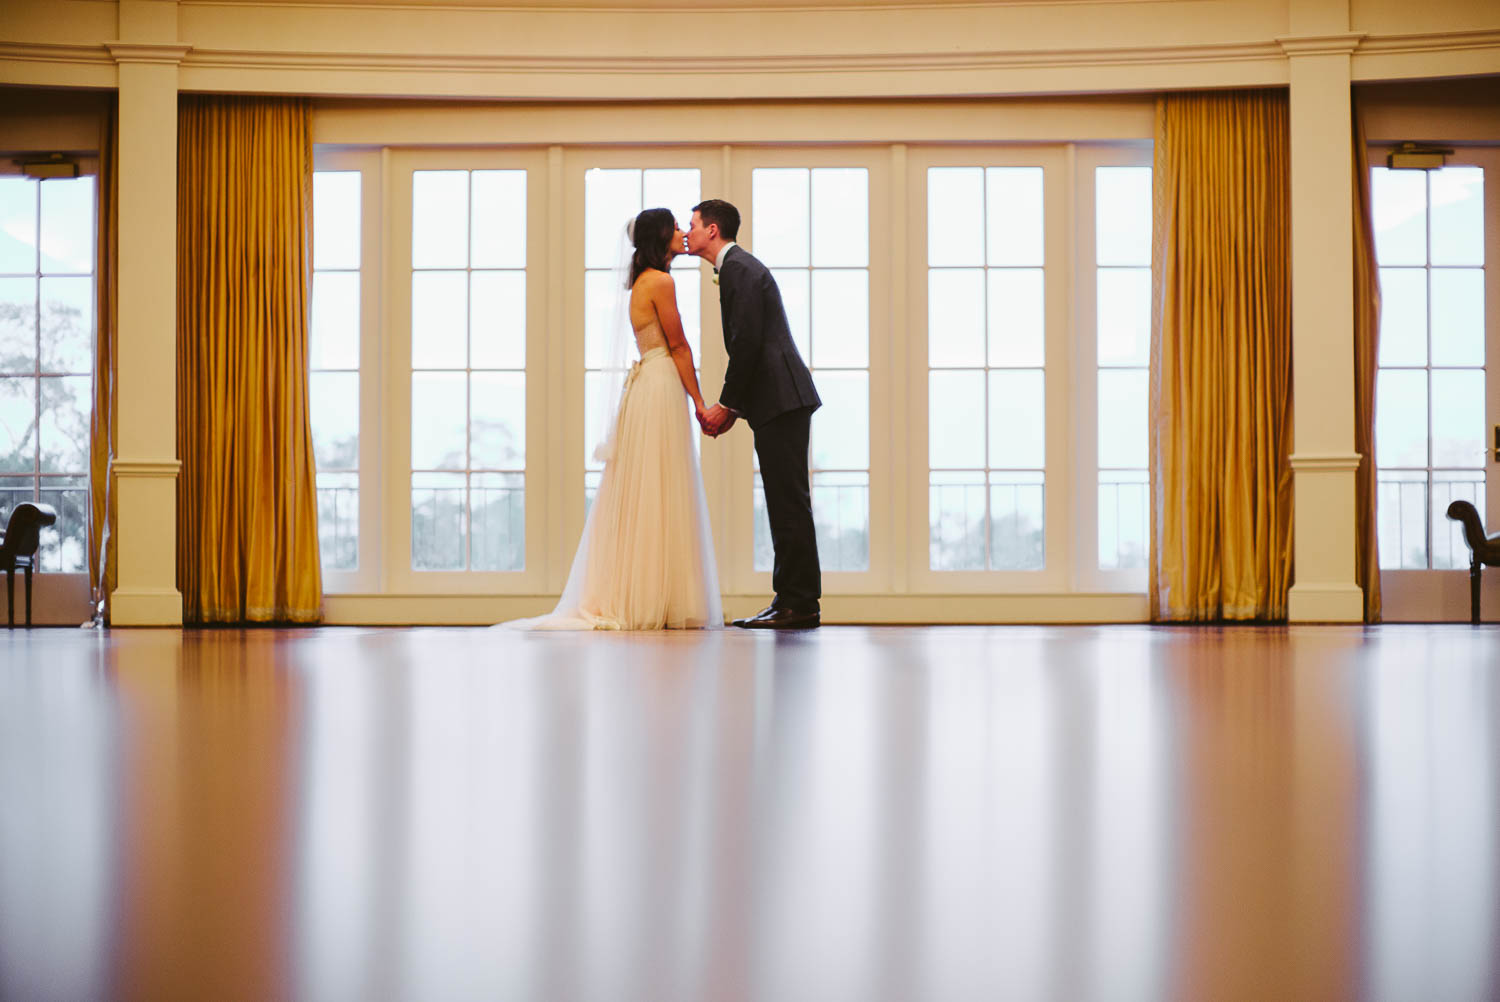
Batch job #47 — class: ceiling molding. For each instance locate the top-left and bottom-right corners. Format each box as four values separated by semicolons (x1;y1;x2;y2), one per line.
1276;33;1365;57
0;41;115;68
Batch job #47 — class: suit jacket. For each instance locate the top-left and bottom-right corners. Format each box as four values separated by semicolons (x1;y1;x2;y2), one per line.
716;245;821;430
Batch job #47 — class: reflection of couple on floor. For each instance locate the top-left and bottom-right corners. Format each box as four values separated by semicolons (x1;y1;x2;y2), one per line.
499;199;822;632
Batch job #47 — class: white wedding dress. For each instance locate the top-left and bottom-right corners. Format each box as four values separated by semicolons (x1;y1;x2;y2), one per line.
498;318;722;631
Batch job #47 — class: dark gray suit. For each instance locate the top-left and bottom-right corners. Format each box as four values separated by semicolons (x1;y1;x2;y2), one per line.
716;244;822;611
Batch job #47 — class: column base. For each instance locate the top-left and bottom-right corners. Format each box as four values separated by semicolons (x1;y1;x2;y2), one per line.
1288;583;1364;623
110;587;183;626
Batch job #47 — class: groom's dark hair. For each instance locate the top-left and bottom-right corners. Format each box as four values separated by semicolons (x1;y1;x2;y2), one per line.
692;199;741;241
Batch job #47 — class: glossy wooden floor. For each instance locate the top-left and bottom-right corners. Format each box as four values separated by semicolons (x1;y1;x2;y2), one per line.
2;625;1497;1002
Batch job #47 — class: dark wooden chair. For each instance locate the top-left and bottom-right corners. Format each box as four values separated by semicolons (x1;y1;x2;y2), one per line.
0;502;57;628
1445;500;1500;625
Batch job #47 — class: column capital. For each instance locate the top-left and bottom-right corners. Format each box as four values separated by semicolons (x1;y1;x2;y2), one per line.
106;42;192;66
1276;33;1366;58
1289;452;1363;473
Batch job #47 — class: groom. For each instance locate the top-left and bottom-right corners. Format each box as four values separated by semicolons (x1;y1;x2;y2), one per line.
687;199;823;630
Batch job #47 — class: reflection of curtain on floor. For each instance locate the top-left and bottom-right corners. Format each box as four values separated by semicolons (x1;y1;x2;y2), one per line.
1352;97;1382;623
89;95;118;622
177;96;322;623
1149;90;1293;621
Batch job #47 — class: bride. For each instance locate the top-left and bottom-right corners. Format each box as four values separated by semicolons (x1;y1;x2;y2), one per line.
499;208;723;630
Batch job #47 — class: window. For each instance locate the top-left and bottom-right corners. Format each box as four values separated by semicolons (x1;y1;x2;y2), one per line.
751;166;871;573
310;170;361;572
1094;166;1152;571
582;168;701;509
925;166;1045;571
0;174;94;573
1373;165;1486;570
408;169;528;572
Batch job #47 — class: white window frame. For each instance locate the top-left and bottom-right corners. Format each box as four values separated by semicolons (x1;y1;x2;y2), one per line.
1073;142;1153;595
727;146;893;597
385;148;551;596
312;149;382;595
904;145;1071;595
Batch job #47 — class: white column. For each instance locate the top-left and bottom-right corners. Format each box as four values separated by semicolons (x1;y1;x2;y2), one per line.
1280;28;1366;622
107;18;188;625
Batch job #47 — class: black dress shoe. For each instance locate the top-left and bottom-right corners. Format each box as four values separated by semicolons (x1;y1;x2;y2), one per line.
731;604;779;628
738;606;820;630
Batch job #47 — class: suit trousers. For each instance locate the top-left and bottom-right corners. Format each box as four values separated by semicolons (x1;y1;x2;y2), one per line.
753;406;822;611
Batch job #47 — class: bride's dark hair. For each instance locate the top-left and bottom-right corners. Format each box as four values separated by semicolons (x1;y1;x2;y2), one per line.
627;207;676;288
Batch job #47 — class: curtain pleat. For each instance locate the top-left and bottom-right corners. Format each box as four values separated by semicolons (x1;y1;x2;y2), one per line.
177;96;322;624
1352;98;1383;623
1149;90;1293;621
88;94;119;623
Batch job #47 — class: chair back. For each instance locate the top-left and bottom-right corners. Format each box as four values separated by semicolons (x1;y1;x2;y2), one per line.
1445;499;1489;555
0;502;58;559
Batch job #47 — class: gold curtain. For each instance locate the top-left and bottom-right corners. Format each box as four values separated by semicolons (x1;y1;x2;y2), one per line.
1150;90;1293;621
1352;98;1382;623
177;96;322;624
89;95;119;622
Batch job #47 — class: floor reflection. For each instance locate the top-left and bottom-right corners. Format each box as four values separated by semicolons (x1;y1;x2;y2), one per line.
0;626;1497;1001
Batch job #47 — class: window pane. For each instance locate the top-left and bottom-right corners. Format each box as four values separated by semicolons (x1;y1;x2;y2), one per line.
0;476;32;523
411;271;468;369
1430;369;1484;468
988;370;1044;469
1095;167;1152;266
313;171;361;270
584;370;610;471
1097;268;1149;367
411;372;467;470
471;471;525;571
751;169;809;267
930;471;986;570
1372;168;1426;266
38;375;88;472
1377;267;1428;367
928;167;985;268
310;271;360;370
1099;471;1148;570
1098;369;1148;469
411;471;466;570
753;473;774;572
39;276;91;374
987;168;1043;267
412;171;469;269
585;269;621;371
989;268;1044;367
0;376;35;472
470;271;526;370
1432;472;1484;570
642;169;700;248
989;471;1044;570
929;370;984;469
310;371;359;469
811;371;868;470
928;269;985;368
813;470;869;572
1430;269;1484;368
470;170;526;269
0;177;37;274
773;268;811;361
470;372;525;469
671;270;701;360
0;277;35;372
1377;472;1427;570
316;471;358;572
37;476;87;572
811;168;868;268
1376;369;1428;467
39;177;93;275
585;169;641;270
811;269;868;368
1429;167;1483;267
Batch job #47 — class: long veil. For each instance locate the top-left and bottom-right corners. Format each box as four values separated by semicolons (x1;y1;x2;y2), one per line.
500;217;722;630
